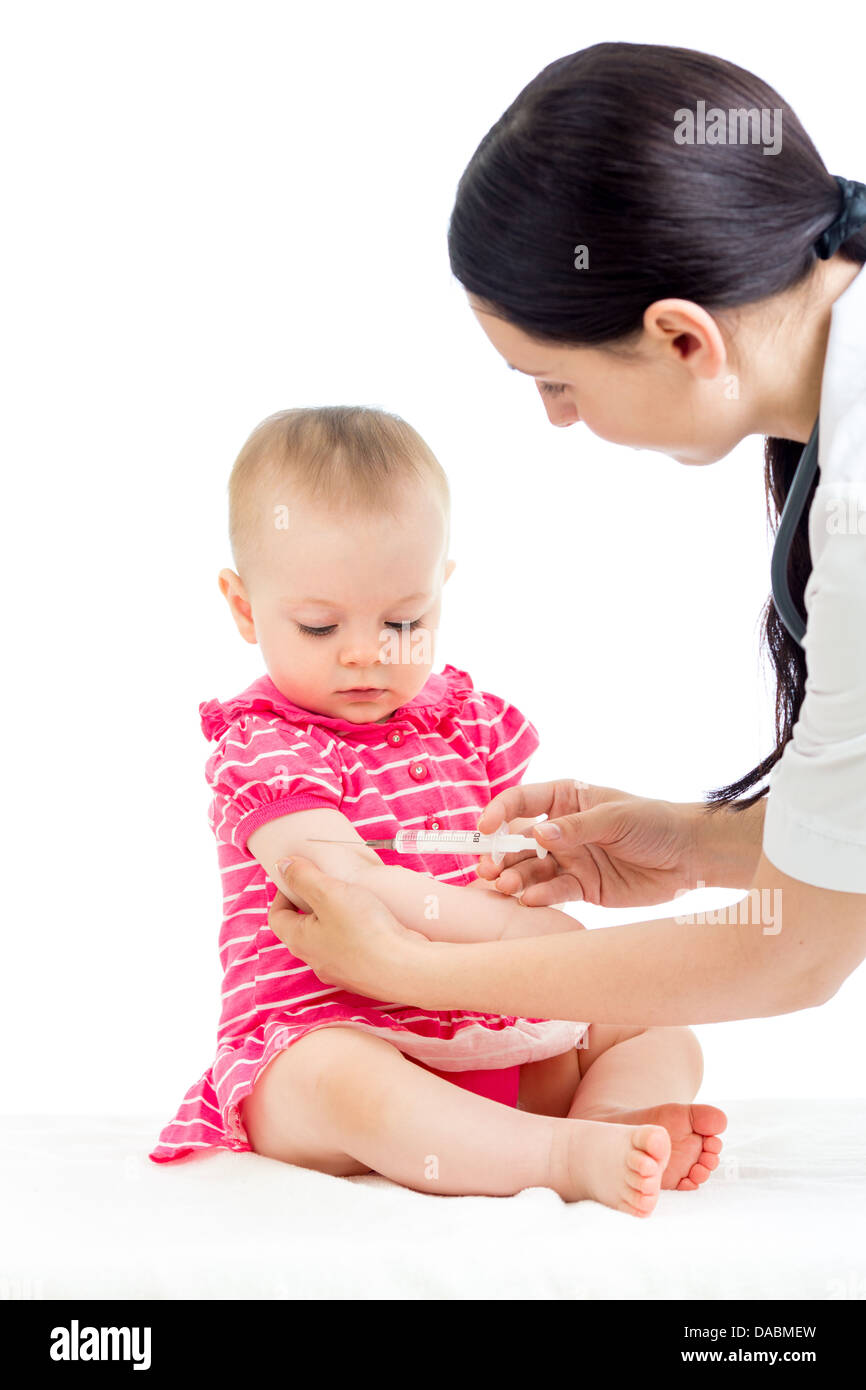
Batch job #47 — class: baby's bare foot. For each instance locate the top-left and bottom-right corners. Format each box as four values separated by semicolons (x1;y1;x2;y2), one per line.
580;1103;726;1192
552;1118;672;1217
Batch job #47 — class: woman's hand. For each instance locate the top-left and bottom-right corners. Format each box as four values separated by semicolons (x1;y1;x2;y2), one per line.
268;856;430;997
475;779;700;908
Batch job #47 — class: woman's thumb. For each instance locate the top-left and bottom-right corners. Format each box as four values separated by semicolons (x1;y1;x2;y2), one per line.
535;804;617;850
274;855;326;908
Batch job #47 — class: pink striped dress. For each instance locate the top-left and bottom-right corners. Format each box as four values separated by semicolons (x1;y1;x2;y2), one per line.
148;664;587;1163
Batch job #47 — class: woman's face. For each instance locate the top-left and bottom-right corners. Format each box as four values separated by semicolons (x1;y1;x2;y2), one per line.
467;293;752;466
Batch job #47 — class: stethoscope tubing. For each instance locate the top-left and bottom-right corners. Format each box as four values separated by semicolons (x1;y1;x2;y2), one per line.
770;416;820;648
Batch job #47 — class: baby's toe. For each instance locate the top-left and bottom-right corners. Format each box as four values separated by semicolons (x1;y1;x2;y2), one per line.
688;1161;713;1185
626;1171;662;1197
621;1189;658;1218
626;1148;659;1179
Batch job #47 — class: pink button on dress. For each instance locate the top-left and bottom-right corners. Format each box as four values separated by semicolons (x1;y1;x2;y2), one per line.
148;665;588;1163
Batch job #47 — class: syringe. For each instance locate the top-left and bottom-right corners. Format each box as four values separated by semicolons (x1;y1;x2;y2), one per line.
308;821;548;868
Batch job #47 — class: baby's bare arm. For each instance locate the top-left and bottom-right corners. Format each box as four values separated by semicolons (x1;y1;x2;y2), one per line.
247;809;582;944
354;861;581;942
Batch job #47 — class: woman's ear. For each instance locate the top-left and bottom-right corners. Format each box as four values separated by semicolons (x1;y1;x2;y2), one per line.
218;567;257;644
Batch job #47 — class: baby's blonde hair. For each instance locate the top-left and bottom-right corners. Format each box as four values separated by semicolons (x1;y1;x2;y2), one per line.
227;405;451;578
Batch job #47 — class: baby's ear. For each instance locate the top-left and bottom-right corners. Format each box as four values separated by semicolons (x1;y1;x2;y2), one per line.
218;567;257;644
444;558;456;583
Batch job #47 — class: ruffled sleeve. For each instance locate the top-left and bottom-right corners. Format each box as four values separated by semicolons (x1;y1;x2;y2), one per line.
203;712;344;852
475;690;540;794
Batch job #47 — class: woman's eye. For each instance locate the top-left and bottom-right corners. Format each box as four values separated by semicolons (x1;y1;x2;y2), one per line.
539;381;568;397
384;619;423;630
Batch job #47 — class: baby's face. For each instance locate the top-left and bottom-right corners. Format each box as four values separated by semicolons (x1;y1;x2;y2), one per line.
221;482;453;723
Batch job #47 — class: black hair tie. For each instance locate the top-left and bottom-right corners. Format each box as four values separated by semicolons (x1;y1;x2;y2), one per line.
814;175;866;259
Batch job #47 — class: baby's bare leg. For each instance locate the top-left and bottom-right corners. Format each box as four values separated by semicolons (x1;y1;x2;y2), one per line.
520;1025;702;1119
240;1025;672;1214
572;1024;703;1113
568;1025;726;1192
519;1049;582;1117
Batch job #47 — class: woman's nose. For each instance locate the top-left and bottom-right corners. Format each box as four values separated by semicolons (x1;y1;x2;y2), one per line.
543;400;579;427
537;386;579;427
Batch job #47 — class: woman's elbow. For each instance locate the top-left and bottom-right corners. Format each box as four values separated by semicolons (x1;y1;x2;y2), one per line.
768;952;846;1013
748;853;865;1013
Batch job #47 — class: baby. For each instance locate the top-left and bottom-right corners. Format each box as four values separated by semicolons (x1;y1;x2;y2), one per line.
149;405;726;1215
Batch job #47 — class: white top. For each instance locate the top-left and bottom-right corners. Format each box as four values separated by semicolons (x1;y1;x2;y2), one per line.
762;261;866;892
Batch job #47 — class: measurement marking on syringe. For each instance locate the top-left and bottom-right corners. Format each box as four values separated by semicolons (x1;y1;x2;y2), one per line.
405;831;481;840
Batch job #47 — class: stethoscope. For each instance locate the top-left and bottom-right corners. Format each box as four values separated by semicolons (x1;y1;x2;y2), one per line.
769;415;820;647
751;176;865;648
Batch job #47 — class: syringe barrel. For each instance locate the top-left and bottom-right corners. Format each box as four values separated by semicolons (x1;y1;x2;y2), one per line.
392;829;487;854
390;828;545;860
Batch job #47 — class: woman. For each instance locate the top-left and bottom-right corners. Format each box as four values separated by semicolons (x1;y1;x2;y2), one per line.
270;42;866;1027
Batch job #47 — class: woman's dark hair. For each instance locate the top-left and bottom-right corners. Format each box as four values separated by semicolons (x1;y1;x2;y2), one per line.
447;41;866;811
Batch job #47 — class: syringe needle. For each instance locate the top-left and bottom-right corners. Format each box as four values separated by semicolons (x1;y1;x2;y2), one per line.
306;837;396;848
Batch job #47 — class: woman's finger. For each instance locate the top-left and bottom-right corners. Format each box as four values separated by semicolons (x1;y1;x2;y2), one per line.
267;882;310;924
268;889;316;956
491;855;563;896
475;846;541;881
507;815;547;836
476;781;561;833
477;778;590;834
275;854;356;909
531;803;624;855
518;871;592;908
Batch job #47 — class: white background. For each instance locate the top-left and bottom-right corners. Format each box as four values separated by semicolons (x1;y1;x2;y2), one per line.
3;0;863;1121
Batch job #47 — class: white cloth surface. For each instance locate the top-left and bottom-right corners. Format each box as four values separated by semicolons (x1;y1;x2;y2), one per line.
2;1099;864;1300
763;260;866;892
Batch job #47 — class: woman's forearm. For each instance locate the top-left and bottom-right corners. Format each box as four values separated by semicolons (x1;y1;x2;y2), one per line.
691;797;767;888
403;895;822;1026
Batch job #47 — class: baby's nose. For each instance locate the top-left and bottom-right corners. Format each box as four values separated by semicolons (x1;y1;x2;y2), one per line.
339;636;385;666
